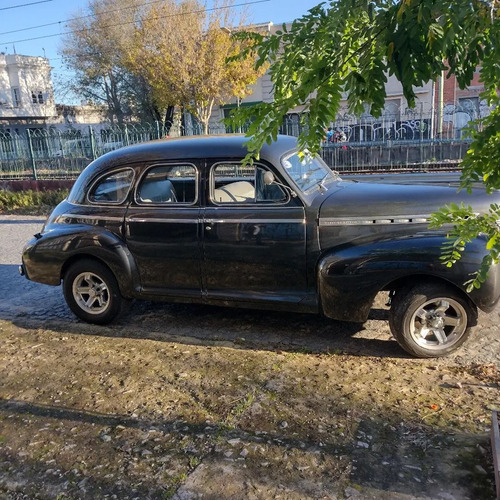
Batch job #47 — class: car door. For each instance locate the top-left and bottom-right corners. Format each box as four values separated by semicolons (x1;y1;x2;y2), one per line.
81;167;135;238
124;162;202;297
202;161;308;305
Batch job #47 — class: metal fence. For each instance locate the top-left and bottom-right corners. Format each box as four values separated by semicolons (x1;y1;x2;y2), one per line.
0;123;164;180
0;112;477;180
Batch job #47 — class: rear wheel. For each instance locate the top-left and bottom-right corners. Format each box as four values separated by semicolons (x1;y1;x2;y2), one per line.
63;259;123;324
389;283;476;358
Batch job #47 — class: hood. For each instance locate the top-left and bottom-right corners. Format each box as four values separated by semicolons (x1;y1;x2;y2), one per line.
319;181;497;223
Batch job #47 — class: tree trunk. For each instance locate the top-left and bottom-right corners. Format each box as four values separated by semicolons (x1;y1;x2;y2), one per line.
196;98;215;136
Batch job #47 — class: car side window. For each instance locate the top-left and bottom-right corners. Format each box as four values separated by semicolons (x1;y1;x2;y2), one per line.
211;163;286;204
137;164;197;205
88;169;134;204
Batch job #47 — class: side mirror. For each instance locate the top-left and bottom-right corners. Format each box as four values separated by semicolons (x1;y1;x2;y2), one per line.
262;170;297;198
264;170;275;186
263;171;275;185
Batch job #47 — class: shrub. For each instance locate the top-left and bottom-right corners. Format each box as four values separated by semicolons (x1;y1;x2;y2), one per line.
0;189;69;212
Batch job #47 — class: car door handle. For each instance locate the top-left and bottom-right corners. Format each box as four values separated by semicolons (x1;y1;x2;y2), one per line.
205;225;212;231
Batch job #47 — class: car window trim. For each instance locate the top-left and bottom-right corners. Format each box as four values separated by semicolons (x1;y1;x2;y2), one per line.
86;167;136;206
134;161;199;207
209;160;290;207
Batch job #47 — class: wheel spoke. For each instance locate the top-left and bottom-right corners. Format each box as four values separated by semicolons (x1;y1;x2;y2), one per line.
85;296;97;309
433;328;447;344
76;285;91;295
418;326;431;340
83;273;95;284
435;300;450;313
415;307;428;319
443;315;460;327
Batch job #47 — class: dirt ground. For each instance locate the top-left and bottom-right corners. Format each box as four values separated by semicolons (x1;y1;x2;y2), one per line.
0;303;499;500
0;215;499;499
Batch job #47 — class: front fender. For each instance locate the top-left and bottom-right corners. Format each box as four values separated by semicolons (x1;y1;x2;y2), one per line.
318;234;500;322
22;224;140;297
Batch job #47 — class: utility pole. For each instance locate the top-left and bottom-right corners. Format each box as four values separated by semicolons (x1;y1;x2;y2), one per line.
438;70;444;138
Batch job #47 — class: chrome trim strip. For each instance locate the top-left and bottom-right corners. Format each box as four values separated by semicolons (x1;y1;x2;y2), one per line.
207;218;305;224
319;215;431;226
127;218;198;224
86;167;135;206
126;217;304;224
61;213;124;222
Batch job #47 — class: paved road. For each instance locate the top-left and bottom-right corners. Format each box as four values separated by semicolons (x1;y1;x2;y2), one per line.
0;215;71;321
1;214;499;366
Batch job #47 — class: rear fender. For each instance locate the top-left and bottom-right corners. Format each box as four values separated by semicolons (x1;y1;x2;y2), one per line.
22;225;140;297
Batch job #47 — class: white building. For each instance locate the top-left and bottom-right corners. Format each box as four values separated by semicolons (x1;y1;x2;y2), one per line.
0;53;56;127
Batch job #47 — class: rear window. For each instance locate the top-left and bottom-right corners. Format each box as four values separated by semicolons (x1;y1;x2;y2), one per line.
88;169;134;204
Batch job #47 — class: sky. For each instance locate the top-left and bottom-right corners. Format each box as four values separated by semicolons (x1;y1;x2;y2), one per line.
0;0;323;103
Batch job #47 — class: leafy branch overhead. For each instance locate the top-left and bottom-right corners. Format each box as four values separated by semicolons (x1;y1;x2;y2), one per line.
229;0;498;157
228;0;500;282
429;203;500;291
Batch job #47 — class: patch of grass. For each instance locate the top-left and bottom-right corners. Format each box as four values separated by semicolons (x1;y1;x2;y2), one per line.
225;392;255;425
162;472;188;499
0;189;69;213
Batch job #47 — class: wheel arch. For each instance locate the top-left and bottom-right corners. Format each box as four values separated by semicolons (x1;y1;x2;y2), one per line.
388;279;479;357
384;274;478;325
60;251;138;299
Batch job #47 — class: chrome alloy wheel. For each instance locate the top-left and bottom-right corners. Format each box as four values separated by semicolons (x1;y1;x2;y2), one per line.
72;272;110;315
409;297;467;350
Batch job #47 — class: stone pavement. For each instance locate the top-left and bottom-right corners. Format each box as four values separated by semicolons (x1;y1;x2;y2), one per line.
1;214;499;367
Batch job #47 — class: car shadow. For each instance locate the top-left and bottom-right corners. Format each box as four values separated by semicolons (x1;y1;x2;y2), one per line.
3;260;405;359
9;295;407;359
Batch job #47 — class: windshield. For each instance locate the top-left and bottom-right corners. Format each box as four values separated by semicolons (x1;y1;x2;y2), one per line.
281;150;338;193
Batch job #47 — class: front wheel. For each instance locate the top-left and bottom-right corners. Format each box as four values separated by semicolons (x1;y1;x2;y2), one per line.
63;259;123;324
389;283;477;358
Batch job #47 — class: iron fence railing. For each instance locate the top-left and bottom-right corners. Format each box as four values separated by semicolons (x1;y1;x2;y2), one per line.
0;116;476;180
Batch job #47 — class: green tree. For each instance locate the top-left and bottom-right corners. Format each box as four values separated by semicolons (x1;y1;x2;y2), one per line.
229;0;500;288
124;0;266;134
62;0;161;124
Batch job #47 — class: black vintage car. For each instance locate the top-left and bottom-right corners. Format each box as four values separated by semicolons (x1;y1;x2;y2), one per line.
20;135;500;357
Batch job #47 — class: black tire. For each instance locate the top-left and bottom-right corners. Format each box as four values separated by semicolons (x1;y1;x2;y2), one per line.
388;283;477;358
63;259;123;324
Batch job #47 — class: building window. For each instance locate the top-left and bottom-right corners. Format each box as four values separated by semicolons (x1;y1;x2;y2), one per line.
32;91;44;104
12;87;20;107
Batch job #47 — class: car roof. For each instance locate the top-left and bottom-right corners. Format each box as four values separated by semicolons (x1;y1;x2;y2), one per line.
89;134;299;172
67;135;300;204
